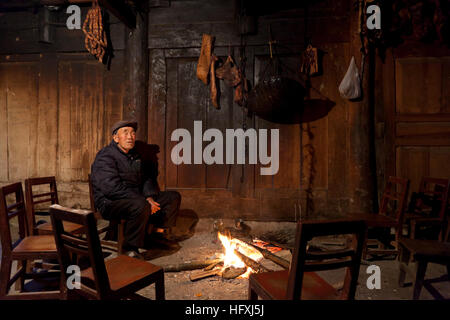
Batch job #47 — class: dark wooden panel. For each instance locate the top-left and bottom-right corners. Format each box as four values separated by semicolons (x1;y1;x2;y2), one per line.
301;118;328;190
397;122;450;136
395;58;444;114
396;114;450;122
0;9;126;54
3;62;39;181
443;58;450;113
205;55;234;189
0;63;7;181
429;147;450;180
37;53;58;177
148;17;350;49
103;50;124;147
383;48;397;180
396;147;428;196
396;146;450;198
148;49;167;190
176;58;207;188
147;0;350;49
148;0;234;25
253;54;272;192
58;56;123;182
165;57;178;189
178;189;260;219
322;43;350;201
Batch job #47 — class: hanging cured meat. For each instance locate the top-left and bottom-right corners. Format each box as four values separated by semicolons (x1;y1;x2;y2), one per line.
216;55;241;87
210;54;219;108
197;34;214;85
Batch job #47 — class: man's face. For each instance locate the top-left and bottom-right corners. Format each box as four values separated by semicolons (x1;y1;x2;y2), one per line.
113;126;136;153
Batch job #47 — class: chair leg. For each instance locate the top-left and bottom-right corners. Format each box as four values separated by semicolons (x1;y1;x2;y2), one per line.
18;260;27;292
117;222;124;255
413;260;428;300
0;257;12;297
362;235;368;260
155;274;165;300
60;270;68;300
248;284;258;300
398;246;411;287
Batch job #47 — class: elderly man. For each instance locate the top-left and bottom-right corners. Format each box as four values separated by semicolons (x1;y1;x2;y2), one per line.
91;120;181;256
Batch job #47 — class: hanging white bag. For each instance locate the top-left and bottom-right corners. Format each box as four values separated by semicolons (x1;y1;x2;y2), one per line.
338;56;361;100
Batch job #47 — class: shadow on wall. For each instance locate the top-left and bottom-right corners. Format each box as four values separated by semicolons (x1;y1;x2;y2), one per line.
134;141;200;236
247;76;336;124
134;140;161;194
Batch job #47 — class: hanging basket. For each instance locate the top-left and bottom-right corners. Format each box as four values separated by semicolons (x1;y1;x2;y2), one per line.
247;74;306;124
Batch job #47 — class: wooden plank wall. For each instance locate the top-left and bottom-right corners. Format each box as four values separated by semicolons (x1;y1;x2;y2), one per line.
0;8;126;208
0;0;380;220
148;0;353;220
392;55;450;197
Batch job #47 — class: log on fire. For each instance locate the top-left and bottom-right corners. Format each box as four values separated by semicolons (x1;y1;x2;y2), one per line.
189;269;222;281
233;249;272;273
222;266;247;279
238;238;290;269
163;258;222;272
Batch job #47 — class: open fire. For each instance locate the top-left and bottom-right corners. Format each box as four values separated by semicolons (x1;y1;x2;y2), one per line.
217;232;264;278
187;230;289;282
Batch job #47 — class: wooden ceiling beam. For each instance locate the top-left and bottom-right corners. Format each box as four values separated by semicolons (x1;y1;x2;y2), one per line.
0;0;137;29
98;0;136;29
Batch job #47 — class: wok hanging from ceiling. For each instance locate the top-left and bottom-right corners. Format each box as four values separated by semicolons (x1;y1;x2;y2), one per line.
247;75;306;124
247;55;306;124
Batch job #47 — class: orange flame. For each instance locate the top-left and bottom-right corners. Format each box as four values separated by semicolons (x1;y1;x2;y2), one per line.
218;232;264;278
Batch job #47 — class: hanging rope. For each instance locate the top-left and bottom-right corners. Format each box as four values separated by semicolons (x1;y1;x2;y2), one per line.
82;0;108;62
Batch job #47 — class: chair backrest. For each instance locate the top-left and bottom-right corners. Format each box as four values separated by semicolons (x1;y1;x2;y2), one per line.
417;177;449;221
87;174;96;212
49;204;110;299
0;183;28;256
379;176;410;224
286;219;366;300
25;176;59;235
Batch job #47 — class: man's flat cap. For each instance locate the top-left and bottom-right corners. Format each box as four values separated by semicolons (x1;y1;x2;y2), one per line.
111;120;138;135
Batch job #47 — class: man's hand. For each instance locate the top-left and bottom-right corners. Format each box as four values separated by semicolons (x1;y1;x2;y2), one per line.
146;197;161;214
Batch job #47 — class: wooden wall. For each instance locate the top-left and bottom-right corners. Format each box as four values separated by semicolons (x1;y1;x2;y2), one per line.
147;0;355;220
379;44;450;200
0;8;126;208
3;1;443;221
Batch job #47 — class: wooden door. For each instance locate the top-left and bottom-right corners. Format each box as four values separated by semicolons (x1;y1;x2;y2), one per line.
384;45;450;197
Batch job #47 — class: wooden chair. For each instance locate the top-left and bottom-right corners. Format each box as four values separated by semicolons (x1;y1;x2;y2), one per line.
404;177;449;241
248;219;366;300
88;174;126;255
349;176;410;258
398;221;450;300
0;182;63;299
49;204;165;300
25;176;84;236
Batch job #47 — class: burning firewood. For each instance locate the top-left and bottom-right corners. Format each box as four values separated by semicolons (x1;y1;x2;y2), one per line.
189;269;222;281
203;260;223;271
238;238;290;269
258;236;294;251
233;249;272;273
222;266;247;279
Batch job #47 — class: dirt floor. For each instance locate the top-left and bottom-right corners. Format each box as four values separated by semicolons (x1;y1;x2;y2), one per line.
3;212;449;300
132;216;450;300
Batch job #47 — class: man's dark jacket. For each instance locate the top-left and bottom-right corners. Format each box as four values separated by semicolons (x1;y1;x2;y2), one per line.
91;140;159;215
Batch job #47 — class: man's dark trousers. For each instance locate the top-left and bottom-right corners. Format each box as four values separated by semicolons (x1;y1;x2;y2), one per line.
103;191;181;250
